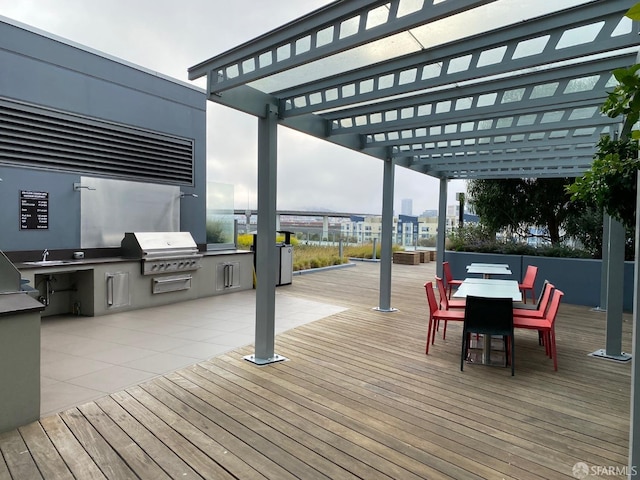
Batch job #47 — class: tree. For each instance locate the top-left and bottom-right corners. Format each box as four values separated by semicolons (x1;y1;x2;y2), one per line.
567;136;639;230
467;178;528;238
467;177;575;245
562;200;604;257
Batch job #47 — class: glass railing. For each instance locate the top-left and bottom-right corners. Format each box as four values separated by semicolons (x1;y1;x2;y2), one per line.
206;182;235;250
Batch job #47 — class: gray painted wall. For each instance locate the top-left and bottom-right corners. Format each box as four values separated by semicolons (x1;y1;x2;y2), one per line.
0;18;207;251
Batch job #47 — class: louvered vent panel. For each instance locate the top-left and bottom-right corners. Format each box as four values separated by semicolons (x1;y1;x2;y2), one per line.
0;99;194;185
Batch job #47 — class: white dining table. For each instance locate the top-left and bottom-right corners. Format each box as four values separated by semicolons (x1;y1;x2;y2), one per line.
466;263;512;278
453;278;522;301
454;278;522;366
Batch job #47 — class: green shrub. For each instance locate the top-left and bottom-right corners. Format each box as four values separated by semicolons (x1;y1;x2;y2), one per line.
447;224;495;252
292;244;350;271
206;220;233;244
237;233;300;249
344;243;402;259
447;225;592;258
534;244;592;259
418;237;437;247
237;233;253;249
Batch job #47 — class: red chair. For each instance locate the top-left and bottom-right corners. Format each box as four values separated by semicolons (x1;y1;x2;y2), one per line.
519;265;538;303
442;261;463;299
514;289;564;371
434;276;465;341
512;281;553;319
435;276;465;309
424;282;465;354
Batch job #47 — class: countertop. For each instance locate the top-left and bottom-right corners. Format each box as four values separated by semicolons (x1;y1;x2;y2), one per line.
15;249;253;270
0;292;46;316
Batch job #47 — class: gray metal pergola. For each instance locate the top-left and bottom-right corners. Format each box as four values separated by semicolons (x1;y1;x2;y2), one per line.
190;0;640;471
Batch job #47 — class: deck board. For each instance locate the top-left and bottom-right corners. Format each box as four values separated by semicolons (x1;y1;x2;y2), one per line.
170;367;391;480
18;421;74;480
58;409;137;480
74;402;171;480
0;429;43;480
273;338;616;477
91;396;203;479
201;356;454;480
39;415;106;479
0;261;633;479
132;380;295;480
108;390;236;480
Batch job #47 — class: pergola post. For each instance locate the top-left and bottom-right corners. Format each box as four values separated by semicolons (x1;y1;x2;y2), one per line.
436;178;448;279
594;213;610;312
629;173;640;475
376;156;396;313
244;104;287;365
605;218;626;357
590;215;631;362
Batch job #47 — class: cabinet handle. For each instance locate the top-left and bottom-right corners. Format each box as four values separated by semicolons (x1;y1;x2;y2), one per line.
154;275;191;285
106;274;114;306
224;263;233;288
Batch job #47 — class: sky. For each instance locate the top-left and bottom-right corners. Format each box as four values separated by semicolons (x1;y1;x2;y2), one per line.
0;0;586;216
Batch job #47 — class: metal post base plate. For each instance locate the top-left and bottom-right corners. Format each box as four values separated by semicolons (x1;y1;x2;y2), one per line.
373;307;398;313
588;349;632;362
243;354;288;365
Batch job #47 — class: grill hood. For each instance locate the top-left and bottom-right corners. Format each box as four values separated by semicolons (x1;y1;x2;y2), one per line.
121;232;199;260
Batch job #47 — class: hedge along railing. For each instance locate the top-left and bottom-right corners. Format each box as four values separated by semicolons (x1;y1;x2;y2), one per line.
444;250;635;311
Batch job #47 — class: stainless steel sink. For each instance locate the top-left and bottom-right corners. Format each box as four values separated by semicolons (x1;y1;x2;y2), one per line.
23;260;75;266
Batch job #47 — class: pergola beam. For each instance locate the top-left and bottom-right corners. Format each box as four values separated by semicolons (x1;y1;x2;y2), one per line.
395;133;602;158
277;0;635;116
324;54;632;136
189;0;498;89
364;115;619;149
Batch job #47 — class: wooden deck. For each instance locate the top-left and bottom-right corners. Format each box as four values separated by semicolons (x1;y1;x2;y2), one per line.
0;261;633;479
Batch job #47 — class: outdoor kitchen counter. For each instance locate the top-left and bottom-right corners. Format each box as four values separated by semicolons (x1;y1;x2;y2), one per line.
15;250;254;317
15;249;252;270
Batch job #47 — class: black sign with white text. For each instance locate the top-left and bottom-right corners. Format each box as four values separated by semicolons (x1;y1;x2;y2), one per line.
20;190;49;230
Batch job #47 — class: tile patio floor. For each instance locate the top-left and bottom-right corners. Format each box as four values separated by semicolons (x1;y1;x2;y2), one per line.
39;289;346;416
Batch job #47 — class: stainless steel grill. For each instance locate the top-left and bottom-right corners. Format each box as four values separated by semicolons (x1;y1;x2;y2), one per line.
121;232;202;276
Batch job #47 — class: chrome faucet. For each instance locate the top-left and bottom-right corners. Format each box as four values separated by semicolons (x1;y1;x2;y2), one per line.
41;249;49;262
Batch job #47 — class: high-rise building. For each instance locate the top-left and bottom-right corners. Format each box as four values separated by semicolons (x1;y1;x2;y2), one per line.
401;198;413;216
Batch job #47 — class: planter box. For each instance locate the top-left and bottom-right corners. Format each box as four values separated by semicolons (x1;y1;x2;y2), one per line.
418;251;430;263
445;250;635;311
393;252;420;265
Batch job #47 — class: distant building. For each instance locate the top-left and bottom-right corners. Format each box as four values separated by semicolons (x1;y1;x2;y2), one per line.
401;199;413;216
447;204;461;217
341;214;440;245
446;204;479;230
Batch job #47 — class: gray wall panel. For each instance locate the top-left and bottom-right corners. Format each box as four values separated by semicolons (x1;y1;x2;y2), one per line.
0;18;207;251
